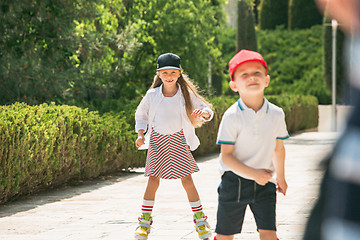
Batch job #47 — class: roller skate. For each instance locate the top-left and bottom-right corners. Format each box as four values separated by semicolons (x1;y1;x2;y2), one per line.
193;211;212;240
135;213;152;240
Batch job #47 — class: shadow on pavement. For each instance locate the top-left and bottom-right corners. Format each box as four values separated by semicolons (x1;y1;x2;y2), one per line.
0;170;143;218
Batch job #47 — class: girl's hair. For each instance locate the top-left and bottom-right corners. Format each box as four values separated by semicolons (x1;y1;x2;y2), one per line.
150;72;213;128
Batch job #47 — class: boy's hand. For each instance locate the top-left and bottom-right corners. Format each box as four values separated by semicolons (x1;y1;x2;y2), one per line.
276;178;288;195
136;130;145;147
191;109;210;120
253;169;273;186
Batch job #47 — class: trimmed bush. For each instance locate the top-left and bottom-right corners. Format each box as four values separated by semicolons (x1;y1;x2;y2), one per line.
259;0;288;30
288;0;323;29
236;0;257;51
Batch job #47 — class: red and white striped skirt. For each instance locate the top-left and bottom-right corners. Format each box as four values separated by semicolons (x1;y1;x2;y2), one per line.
145;129;199;179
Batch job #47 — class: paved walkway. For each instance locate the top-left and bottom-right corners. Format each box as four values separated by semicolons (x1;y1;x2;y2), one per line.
0;132;339;240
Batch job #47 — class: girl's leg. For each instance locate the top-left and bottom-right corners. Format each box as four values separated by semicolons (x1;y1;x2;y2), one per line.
181;174;200;202
141;176;160;214
143;176;160;200
181;174;203;213
135;177;160;239
181;175;212;239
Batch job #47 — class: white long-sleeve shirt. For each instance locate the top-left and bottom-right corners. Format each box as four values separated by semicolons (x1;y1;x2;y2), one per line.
135;84;214;151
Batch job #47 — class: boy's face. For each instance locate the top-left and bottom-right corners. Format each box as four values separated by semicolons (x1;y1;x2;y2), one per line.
229;61;270;96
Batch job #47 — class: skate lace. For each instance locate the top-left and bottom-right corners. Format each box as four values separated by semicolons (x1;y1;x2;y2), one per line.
194;215;210;232
138;216;153;226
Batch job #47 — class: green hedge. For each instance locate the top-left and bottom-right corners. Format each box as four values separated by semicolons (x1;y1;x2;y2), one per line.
194;94;319;156
267;95;319;133
0;102;145;203
0;94;318;203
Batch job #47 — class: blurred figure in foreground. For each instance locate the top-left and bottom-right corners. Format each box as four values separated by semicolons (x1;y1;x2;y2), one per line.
304;0;360;239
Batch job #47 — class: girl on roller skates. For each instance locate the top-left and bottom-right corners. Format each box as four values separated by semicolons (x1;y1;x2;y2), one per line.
134;53;214;240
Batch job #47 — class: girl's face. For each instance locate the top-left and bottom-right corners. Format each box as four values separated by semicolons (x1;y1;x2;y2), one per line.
157;69;181;87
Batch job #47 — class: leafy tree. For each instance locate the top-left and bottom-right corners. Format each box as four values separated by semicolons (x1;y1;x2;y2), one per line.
127;0;226;90
0;0;78;105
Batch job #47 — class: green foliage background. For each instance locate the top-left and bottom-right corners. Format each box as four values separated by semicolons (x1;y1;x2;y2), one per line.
0;0;226;106
257;25;331;104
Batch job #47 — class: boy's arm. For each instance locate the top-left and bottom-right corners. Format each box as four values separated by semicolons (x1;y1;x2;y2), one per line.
273;139;287;195
221;144;273;186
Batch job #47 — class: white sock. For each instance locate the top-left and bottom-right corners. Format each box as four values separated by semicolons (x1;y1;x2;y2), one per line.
189;200;203;214
141;200;154;215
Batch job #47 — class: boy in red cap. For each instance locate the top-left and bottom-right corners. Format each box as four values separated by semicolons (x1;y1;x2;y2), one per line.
214;49;289;240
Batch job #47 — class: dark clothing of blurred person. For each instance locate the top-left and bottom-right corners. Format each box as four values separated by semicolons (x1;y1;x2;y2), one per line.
304;1;360;239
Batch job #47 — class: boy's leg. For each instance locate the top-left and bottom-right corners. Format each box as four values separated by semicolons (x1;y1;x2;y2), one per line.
215;172;249;237
215;199;247;237
258;230;277;240
249;182;277;240
214;234;234;240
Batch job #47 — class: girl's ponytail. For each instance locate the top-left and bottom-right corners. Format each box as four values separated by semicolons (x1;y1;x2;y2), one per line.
178;73;213;128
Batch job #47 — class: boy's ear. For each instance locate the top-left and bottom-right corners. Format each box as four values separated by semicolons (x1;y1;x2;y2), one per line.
265;74;270;87
229;81;238;92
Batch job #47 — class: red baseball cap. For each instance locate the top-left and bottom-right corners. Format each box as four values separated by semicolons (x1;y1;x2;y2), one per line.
229;50;268;81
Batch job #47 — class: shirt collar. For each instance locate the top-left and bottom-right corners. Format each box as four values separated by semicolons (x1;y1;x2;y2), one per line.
238;97;269;114
159;83;181;98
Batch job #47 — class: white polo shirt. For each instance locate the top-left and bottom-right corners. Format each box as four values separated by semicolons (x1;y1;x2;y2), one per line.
216;98;289;181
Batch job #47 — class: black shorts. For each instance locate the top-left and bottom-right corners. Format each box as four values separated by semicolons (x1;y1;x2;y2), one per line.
215;171;277;235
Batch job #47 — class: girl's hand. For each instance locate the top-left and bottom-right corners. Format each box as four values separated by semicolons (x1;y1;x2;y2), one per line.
136;136;145;147
191;109;210;120
136;130;146;147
